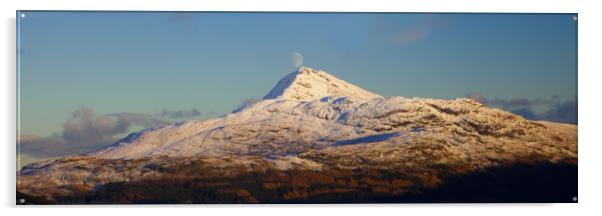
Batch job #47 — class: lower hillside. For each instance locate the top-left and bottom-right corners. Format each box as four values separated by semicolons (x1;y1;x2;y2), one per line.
17;155;577;204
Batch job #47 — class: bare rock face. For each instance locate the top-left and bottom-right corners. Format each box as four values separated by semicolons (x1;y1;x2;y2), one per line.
17;67;577;203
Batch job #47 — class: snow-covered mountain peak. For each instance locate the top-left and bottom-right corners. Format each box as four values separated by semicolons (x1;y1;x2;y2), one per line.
18;65;578;203
263;67;383;101
82;66;576;162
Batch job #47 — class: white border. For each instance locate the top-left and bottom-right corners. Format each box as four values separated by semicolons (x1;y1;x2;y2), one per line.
2;0;601;215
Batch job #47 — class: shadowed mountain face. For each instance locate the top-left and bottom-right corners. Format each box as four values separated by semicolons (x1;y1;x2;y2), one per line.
17;67;577;204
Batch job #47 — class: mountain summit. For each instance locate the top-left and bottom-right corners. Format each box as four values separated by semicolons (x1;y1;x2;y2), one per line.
263;67;382;101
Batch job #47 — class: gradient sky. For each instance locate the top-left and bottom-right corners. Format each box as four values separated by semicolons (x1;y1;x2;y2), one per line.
17;12;577;142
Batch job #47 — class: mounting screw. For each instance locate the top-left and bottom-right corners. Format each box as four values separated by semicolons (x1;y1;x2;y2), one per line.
19;198;25;204
573;16;577;21
572;196;577;202
20;13;26;18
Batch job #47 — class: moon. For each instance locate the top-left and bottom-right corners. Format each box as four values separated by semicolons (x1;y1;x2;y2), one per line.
292;52;304;68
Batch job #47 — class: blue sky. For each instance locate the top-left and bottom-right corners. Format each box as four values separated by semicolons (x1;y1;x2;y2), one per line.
17;12;577;159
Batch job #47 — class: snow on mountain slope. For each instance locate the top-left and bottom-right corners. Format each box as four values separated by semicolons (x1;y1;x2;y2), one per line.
87;66;576;162
263;67;382;101
89;66;385;159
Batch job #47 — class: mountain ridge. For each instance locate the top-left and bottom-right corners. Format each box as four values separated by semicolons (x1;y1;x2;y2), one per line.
82;66;576;161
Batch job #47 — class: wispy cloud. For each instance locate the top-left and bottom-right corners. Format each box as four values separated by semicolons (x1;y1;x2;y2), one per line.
465;92;488;104
19;105;218;160
19;107;168;158
232;97;260;113
368;15;452;45
158;108;202;119
166;13;194;23
166;13;198;32
465;92;577;124
537;99;577;124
